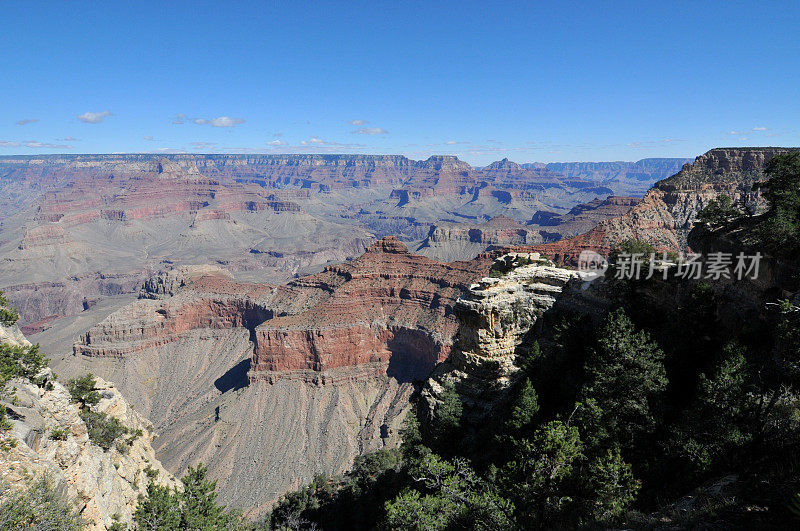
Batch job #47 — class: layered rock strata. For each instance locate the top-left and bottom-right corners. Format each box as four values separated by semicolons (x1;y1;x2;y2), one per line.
415;195;640;263
65;238;493;514
531;147;800;264
74;237;490;382
0;152;663;332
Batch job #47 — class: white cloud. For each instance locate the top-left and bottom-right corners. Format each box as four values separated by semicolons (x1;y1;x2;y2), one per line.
23;141;73;149
194;116;245;127
752;126;767;131
61;136;78;141
295;137;365;150
348;119;368;126
143;135;154;141
16;118;38;126
173;113;188;124
77;110;112;124
190;142;216;150
1;139;72;149
214;137;367;154
445;140;469;145
155;147;187;154
353;127;388;135
728;130;741;135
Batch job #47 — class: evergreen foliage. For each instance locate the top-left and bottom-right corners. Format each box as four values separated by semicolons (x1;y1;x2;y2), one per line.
135;464;239;530
429;381;463;451
0;477;86;530
0;342;48;387
79;410;131;451
386;452;514;530
270;277;800;528
0;294;48;389
67;373;102;407
0;291;19;327
134;481;182;530
505;378;538;432
580;308;666;450
697;195;743;228
753;151;800;255
65;373;135;452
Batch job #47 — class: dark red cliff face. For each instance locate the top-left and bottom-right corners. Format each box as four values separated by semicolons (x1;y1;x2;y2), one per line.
74;237;492;383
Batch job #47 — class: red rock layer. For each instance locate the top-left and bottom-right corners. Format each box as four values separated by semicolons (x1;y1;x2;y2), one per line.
252;326;442;381
73;237;492;383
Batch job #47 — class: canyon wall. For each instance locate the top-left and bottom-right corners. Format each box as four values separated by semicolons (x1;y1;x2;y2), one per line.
0;323;176;531
0;152;650;334
420;254;580;423
531;147;799;264
66;237;492;515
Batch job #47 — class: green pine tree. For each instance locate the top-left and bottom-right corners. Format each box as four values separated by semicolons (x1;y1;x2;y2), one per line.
753;151;800;254
499;420;583;526
0;291;19;327
134;481;181;530
386;452;513;529
696;195;743;229
430;381;463;449
581;308;667;450
180;464;232;529
584;447;639;523
506;378;539;432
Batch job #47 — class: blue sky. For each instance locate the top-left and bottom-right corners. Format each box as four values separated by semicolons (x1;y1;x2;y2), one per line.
1;1;798;165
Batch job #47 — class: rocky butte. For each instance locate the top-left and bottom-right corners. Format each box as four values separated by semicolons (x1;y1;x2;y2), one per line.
421;252;579;424
67;237;492;515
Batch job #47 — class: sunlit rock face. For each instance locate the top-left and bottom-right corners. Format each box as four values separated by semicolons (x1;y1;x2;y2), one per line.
69;238;493;516
421;254;579;424
0;322;177;531
0;152;652;330
531;148;800;264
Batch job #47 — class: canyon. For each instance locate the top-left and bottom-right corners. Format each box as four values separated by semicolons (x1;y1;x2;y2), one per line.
0;149;777;517
529;147;798;264
0;154;679;341
63;237;492;515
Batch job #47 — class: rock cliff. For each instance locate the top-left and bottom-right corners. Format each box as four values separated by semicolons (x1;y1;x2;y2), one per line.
415;196;639;262
0;152;642;334
532;147;800;264
66;238;492;515
545;157;692;195
421;253;579;423
74;237;490;377
0;323;176;530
